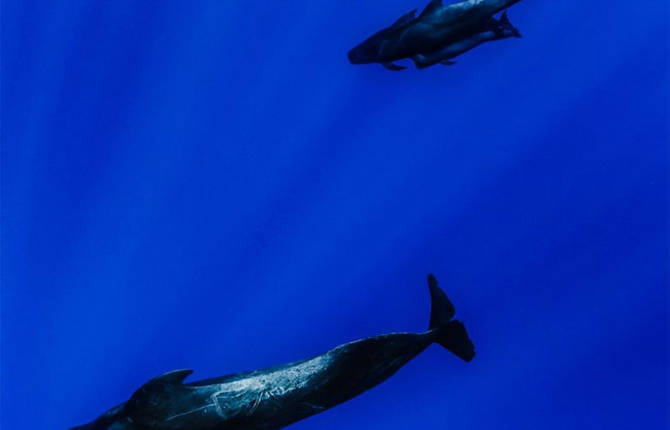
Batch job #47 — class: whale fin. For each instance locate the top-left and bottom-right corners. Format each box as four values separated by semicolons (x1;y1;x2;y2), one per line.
420;0;443;18
438;320;475;362
382;62;406;71
149;369;194;386
427;274;475;362
499;10;511;26
390;9;417;29
428;274;455;328
498;11;522;38
130;369;194;405
412;55;430;69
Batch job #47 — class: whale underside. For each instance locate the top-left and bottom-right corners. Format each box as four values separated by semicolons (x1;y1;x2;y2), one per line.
72;275;475;430
348;0;524;70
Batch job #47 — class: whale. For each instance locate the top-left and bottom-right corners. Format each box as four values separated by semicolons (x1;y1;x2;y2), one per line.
412;11;521;68
348;0;524;70
72;274;475;430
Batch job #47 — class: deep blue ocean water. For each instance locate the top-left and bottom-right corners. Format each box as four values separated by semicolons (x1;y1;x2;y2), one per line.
2;1;669;428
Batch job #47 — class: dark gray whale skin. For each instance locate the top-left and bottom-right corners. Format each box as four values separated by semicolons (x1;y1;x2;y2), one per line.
72;275;474;430
348;0;523;70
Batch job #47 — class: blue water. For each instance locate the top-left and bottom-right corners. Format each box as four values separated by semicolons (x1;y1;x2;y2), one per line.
2;1;668;428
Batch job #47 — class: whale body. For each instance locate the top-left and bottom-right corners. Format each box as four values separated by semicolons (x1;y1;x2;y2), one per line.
73;275;475;430
348;0;523;70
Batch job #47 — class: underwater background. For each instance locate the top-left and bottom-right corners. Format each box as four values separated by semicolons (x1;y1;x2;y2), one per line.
2;0;668;428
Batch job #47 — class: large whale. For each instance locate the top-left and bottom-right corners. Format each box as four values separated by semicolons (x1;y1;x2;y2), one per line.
73;275;475;430
348;0;523;70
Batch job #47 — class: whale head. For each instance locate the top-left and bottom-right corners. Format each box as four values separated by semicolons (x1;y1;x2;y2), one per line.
348;38;383;64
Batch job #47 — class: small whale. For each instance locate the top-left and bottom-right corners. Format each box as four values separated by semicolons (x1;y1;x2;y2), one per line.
348;0;524;70
72;275;475;429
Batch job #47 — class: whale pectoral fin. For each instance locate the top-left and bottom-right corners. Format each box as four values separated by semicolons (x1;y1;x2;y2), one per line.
412;55;429;69
440;60;457;66
382;62;406;71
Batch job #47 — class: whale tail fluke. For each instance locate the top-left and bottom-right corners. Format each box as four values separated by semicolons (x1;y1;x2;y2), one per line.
436;320;476;362
499;11;522;38
427;274;476;362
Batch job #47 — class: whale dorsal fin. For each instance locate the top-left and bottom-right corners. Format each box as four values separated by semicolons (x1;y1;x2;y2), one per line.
130;369;194;401
419;0;443;18
149;369;194;386
390;9;417;29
